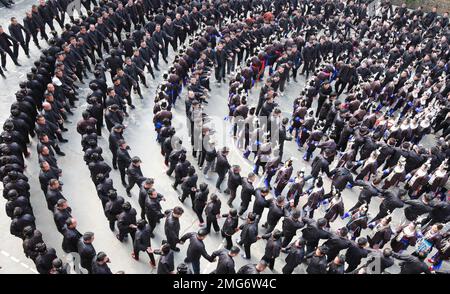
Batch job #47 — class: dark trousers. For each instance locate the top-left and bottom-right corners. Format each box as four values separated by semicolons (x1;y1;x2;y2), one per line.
222;231;233;250
281;234;295;248
216;172;226;190
191;259;200;274
206;217;220;233
118;165;127;185
238;200;250;216
215;64;225;83
133;247;156;264
262;255;275;270
118;228;136;242
0;47;18;67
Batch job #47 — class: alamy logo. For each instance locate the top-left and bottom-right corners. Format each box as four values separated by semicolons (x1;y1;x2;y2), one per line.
66;0;86;18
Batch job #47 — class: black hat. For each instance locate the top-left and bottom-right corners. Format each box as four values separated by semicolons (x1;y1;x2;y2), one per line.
131;156;141;163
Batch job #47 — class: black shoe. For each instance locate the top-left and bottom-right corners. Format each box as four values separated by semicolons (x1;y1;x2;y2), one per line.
56;151;66;156
178;196;184;203
14;62;21;66
130;104;136;109
59;139;68;143
173;247;180;252
113;165;118;170
122;182;127;187
150;233;155;238
172;184;177;190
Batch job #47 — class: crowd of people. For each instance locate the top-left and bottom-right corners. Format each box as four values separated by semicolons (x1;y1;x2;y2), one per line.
0;0;450;274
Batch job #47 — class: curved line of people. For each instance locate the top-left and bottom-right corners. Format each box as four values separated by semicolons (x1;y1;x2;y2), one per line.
2;0;450;275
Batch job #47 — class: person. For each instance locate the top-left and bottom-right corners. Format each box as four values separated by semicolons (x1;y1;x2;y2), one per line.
280;210;304;249
215;147;231;191
368;216;393;249
8;17;30;58
35;243;58;274
301;217;332;254
305;245;329;274
282;237;306;274
61;217;82;254
179;229;216;274
179;165;198;206
237;212;259;260
323;227;352;263
392;251;432;274
91;252;113;274
49;258;69;274
205;193;221;234
10;207;35;238
126;156;146;195
237;260;268;274
77;232;96;274
116;139;131;187
132;219;156;268
176;263;193;274
238;172;256;217
138;178;153;219
164;206;184;252
104;189;125;233
327;255;345;274
210;247;239;274
193;183;209;225
151;243;174;274
145;188;165;237
221;208;239;250
260;229;283;270
345;237;370;273
116;202;137;242
0;25;21;69
363;248;395;274
264;195;289;233
224;165;242;207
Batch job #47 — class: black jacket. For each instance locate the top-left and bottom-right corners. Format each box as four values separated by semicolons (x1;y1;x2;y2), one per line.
61;226;82;253
77;239;96;270
301;217;332;244
282;217;304;236
305;252;327;274
252;189;271;216
221;214;239;236
215;152;230;175
179;232;214;263
211;249;236;274
393;253;432;274
239;221;258;245
164;213;180;244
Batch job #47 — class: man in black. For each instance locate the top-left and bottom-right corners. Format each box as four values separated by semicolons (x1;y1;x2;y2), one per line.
0;25;21;69
179;229;216;274
77;232;96;274
210;247;240;274
8;17;30;58
126;156;146;195
145;188;165;237
61;217;82;254
301;217;332;254
117;139;131;187
238;212;259;260
164;206;184;252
